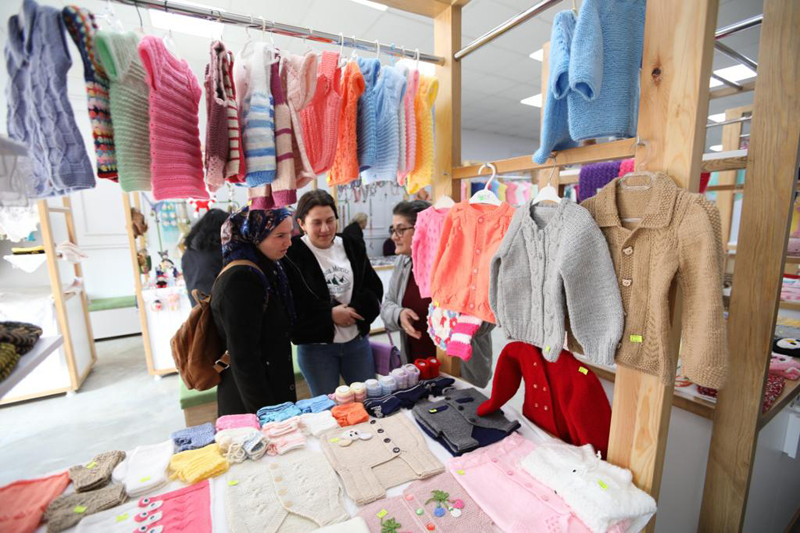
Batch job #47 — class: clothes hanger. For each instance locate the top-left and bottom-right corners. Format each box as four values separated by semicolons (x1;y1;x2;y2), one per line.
338;32;347;67
350;35;359;61
415;48;421;72
434;194;455;209
375;39;381;62
617;136;654;223
134;3;145;35
469;163;502;206
96;0;126;33
532;161;562;205
161;1;181;58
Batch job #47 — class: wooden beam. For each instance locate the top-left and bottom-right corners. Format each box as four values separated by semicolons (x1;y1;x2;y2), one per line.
606;2;719;531
379;0;471;18
716;105;752;251
709;79;756;100
700;0;800;530
700;153;748;173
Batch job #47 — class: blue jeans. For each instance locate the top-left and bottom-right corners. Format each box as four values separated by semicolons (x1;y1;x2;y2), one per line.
296;336;375;397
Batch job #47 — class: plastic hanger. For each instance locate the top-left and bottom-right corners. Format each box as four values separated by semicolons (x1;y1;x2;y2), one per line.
532;163;562;205
375;39;381;61
350;35;359;61
163;29;181;59
415;48;421;72
96;0;126;33
434;194;455;209
617;136;653;223
469;163;502;206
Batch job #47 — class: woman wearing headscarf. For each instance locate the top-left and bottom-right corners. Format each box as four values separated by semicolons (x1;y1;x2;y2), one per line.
211;206;296;416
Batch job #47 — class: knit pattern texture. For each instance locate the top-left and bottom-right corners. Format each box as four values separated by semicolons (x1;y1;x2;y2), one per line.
580;173;729;388
6;0;95;198
95;30;151;191
406;74;438;193
301;51;342;175
204;40;231;192
44;483;126;533
412;206;451;298
269;60;296;207
138;36;207;200
489;197;624;365
168;443;229;483
355;57;381;171
362;64;407;183
0;320;42;355
402;68;419;184
282;52;317;187
0;343;20;381
62;6;117;181
328;61;365;186
0;471;69;533
578;160;621;202
68;450;125;492
171;422;215;452
395;65;409;179
110;439;172;498
222;50;244;182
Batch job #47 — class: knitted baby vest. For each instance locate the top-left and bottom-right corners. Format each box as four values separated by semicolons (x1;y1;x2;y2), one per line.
96;30;151;192
301;51;343;175
62;6;117;181
6;0;95;198
395;64;409;180
355;57;381;171
406;74;438;194
328;61;365;186
362;65;407;183
221;51;244;183
282;52;317;187
400;67;419;185
138;36;207;200
204;40;231;192
269;59;296;208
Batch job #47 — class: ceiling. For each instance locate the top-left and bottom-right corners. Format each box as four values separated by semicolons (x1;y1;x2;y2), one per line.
49;0;765;156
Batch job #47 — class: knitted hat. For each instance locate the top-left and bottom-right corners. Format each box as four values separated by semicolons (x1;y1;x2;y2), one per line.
362;65;407;183
68;450;125;492
301;51;343;175
328;61;366;186
110;440;172;497
204;40;231;192
0;343;20;381
281;52;318;187
406;74;439;194
0;471;69;533
578;160;622;202
44;483;126;533
171;422;215;452
355;57;381;172
300;411;339;437
215;413;260;432
331;402;369;426
168;443;229;484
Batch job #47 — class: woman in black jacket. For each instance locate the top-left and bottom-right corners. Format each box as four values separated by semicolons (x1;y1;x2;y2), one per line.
181;208;227;306
211;207;296;416
284;191;383;396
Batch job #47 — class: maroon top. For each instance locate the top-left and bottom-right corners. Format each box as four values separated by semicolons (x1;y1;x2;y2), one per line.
402;266;436;359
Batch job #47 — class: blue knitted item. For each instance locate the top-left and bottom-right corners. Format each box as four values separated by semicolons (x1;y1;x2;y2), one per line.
533;10;579;164
420;377;455;396
362;65;406;183
568;0;646;141
363;394;403;418
256;401;302;424
355;57;381;171
170;422;215;452
6;0;96;197
296;394;335;414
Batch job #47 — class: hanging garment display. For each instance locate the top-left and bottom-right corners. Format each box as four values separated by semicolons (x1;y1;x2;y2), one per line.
282;52;318;187
399;65;419;185
301;51;343;175
406;74;439;193
355;57;381;172
328;61;366;186
62;6;117;182
362;65;407;183
6;0;96;198
489;197;623;364
204;41;233;192
580;173;729;388
220;47;245;183
396;64;409;180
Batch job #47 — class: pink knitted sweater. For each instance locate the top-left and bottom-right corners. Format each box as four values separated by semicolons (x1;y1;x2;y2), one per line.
400;68;419;185
411;205;450;298
138;36;207;200
301;51;342;175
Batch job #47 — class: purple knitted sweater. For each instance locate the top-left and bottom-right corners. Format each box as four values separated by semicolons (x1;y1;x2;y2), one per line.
577;160;621;203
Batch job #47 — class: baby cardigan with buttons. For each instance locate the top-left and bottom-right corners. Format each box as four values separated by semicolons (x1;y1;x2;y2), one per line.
412;205;451;298
489;197;624;364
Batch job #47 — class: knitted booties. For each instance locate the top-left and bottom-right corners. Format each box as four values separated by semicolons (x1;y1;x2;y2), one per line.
68;450;126;492
44;483;127;532
445;315;483;361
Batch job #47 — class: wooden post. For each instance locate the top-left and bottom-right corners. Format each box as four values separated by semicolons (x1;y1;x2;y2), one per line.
700;0;800;529
716;104;752;255
606;1;719;530
432;3;462;377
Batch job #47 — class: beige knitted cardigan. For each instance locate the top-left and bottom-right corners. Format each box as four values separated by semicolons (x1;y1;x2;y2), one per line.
578;173;728;389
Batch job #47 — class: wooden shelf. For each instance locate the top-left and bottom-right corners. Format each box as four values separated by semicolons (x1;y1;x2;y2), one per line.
759;378;800;429
700;149;748;172
0;336;64;399
780;300;800;312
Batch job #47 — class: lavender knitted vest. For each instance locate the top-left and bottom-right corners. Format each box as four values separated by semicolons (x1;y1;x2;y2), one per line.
5;0;95;197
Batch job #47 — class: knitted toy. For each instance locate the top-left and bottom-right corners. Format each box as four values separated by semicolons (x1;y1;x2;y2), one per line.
774;337;800;357
0;471;69;533
68;450;125;492
770;353;800;380
168;443;228;483
328;61;365;185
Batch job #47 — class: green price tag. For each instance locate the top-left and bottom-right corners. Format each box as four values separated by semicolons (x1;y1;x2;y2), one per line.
429;408;438;413
629;334;643;343
377;509;388;518
578;366;589;375
598;480;608;490
85;461;97;469
545;345;551;353
139;476;151;483
456;469;466;475
115;513;129;523
228;480;239;486
329;438;339;443
73;506;87;514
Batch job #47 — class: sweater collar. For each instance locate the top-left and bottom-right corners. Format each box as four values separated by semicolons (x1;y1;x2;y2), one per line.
523;196;571;233
592;172;677;229
7;0;38;62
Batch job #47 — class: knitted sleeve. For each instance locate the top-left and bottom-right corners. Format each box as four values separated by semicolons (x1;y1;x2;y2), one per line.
568;0;604;100
677;198;729;389
488;207;525;327
560;206;624;366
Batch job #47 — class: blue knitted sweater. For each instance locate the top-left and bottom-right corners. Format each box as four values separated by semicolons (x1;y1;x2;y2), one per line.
567;0;646;140
356;57;381;172
362;65;407;183
5;0;95;197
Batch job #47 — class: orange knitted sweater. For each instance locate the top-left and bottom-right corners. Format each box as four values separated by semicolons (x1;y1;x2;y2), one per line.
301;51;342;175
406;75;439;194
328;61;365;186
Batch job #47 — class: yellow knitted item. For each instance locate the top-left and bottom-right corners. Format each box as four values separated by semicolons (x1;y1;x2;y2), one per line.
406;75;439;194
169;443;229;484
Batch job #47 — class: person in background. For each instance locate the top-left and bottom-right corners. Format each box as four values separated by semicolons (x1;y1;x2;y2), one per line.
383;236;396;256
285;190;383;397
211;207;297;416
342;212;368;244
181;208;228;306
380;201;437;363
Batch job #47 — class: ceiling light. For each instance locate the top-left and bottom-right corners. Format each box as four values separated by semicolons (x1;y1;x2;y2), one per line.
709;144;723;152
529;49;544;61
350;0;388;11
396;58;435;76
520;94;543;107
149;9;223;39
709;64;756;88
708;113;726;123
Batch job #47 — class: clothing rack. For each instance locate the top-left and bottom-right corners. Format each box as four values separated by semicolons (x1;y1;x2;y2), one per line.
111;0;445;65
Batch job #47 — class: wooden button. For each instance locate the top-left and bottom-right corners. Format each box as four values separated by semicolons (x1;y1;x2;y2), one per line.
623;246;633;255
622;279;632;287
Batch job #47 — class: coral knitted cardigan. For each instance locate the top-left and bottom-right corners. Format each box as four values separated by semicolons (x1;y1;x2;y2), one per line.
406;75;439;194
362;65;407;183
96;30;151;192
138;36;207;200
328;61;365;186
301;51;342;175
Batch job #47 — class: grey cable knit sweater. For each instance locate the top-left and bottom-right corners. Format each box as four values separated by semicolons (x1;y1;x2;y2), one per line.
489;197;623;365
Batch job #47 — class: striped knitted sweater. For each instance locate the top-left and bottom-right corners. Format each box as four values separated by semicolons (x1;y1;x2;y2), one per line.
327;61;365;186
282;52;317;188
406;74;438;194
399;66;418;185
222;51;244;183
235;42;276;188
362;65;406;183
301;51;342;175
355;57;380;172
96;31;151;192
138;36;207;200
62;6;117;182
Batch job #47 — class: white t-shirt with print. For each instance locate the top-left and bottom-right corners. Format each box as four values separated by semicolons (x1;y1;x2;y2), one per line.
302;235;359;343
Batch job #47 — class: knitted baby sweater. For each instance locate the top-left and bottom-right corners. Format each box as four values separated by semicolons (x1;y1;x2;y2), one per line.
412;205;450;298
282;52;317;187
266;60;296;207
489;197;624;364
6;0;95;198
532;10;578;164
406;74;439;193
356;57;381;171
430;201;515;323
401;67;420;185
362;65;407;183
578;159;622;202
567;0;646;141
138;36;207;200
395;64;409;179
96;30;151;192
204;41;231;192
580;173;729;388
235;41;276;188
222;50;244;182
62;6;117;181
328;61;365;186
301;51;342;175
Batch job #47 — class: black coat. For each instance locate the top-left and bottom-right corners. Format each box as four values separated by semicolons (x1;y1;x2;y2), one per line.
284;234;383;345
211;255;296;416
182;248;223;306
342;221;364;243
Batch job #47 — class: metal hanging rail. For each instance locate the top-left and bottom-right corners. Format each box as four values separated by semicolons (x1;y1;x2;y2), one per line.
706;115;752;128
111;0;445;65
715;40;758;72
715;14;763;40
711;73;743;91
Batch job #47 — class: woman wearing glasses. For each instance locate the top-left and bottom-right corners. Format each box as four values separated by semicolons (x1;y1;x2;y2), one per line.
380;200;438;363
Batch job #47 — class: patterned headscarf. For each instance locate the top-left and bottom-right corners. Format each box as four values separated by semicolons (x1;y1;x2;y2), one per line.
221;206;294;320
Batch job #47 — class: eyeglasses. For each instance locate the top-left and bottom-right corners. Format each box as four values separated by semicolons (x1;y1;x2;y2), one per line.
389;226;415;236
